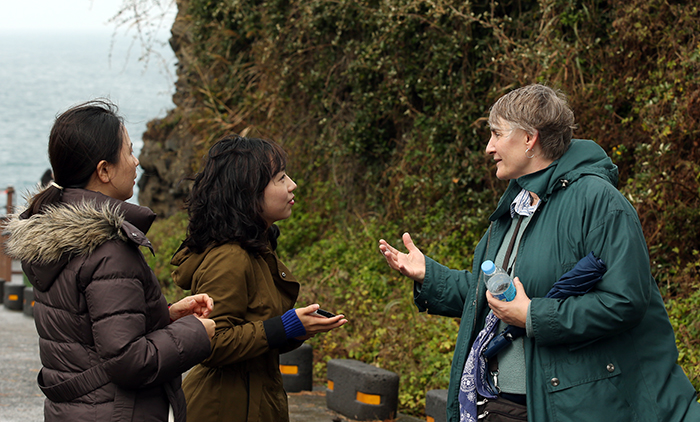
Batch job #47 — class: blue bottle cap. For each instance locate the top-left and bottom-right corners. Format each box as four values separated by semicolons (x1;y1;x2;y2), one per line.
481;260;496;275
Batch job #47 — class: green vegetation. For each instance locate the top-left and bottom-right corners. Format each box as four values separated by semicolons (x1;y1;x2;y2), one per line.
141;0;700;415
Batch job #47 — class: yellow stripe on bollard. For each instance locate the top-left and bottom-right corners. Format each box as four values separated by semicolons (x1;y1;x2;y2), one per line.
328;380;334;391
8;295;18;301
356;391;381;405
279;365;298;375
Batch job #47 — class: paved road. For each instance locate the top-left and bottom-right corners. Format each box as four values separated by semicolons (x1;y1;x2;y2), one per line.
0;304;422;422
0;304;43;422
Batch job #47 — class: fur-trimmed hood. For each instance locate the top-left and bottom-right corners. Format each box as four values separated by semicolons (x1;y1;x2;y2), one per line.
5;201;129;265
2;188;156;291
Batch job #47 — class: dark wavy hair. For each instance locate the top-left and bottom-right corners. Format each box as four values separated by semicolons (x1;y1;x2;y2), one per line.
26;99;125;216
183;134;288;255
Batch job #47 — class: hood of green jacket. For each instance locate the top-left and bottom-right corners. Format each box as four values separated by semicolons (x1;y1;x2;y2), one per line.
490;139;618;221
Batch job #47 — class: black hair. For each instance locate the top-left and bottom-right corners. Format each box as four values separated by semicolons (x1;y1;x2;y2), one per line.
183;134;288;255
26;99;124;216
40;169;53;187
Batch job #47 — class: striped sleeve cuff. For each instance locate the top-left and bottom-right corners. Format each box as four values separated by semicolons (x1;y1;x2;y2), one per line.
281;308;306;339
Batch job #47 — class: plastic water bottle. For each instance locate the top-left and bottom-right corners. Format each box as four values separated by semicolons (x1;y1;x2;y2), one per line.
481;260;516;302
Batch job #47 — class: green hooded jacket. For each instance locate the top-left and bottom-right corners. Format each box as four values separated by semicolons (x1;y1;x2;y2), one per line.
416;139;700;421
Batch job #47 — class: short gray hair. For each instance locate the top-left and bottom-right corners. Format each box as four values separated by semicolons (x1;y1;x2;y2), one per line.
489;84;576;160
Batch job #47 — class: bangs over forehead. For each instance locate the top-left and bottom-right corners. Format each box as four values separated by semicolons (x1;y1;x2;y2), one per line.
267;141;287;176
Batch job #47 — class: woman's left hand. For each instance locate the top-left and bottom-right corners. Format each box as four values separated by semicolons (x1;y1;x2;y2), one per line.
487;277;531;328
294;304;348;340
169;294;215;321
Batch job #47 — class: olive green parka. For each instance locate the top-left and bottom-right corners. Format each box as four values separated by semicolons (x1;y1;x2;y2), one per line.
171;241;301;422
416;140;700;421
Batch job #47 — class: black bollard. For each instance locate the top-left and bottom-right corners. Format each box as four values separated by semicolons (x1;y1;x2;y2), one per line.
4;283;24;311
280;343;313;392
326;359;399;421
23;287;34;317
425;389;448;422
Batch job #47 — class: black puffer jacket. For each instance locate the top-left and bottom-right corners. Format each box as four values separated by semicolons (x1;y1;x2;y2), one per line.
3;189;211;422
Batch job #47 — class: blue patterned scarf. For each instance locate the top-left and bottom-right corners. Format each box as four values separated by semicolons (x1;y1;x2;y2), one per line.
458;311;500;421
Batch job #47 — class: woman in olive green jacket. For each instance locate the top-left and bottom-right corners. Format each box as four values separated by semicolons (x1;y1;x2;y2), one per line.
380;84;700;421
172;135;347;422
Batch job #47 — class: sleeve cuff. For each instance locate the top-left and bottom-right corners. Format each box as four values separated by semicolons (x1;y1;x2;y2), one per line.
263;316;288;349
526;301;534;337
281;308;306;339
414;256;436;312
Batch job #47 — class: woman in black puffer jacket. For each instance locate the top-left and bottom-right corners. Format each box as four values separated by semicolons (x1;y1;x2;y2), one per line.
3;100;215;422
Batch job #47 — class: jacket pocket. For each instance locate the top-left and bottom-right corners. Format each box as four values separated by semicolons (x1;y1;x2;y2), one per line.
543;351;638;421
543;351;620;393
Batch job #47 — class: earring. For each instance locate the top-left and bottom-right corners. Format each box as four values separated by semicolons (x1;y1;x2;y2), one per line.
525;148;536;159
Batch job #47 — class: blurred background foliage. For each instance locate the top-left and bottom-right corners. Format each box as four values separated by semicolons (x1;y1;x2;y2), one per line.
141;0;700;415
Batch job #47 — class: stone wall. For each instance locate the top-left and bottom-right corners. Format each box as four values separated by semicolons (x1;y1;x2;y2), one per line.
137;0;197;218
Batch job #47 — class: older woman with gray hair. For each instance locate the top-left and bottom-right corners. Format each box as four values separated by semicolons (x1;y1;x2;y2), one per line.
379;84;699;421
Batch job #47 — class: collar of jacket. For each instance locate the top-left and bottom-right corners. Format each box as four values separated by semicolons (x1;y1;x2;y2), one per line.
60;189;156;234
489;139;619;222
7;188;156;267
170;241;289;292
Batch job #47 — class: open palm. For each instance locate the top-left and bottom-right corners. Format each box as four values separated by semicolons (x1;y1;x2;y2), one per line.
378;232;426;282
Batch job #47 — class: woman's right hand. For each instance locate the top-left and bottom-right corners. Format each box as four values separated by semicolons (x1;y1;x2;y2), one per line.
295;304;347;339
169;293;214;321
197;317;216;339
378;232;426;283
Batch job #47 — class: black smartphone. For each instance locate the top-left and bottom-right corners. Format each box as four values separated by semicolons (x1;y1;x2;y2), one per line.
311;309;336;318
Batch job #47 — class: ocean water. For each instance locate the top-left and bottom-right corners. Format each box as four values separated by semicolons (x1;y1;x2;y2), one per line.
0;29;177;211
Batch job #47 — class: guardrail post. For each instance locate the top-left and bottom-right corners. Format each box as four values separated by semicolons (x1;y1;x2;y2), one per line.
0;187;14;282
4;283;24;311
23;287;34;317
0;215;12;282
425;389;448;422
326;359;399;421
5;186;14;215
280;343;313;392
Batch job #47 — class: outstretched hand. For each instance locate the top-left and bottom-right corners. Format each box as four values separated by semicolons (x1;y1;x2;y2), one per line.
294;304;347;340
169;294;214;321
378;232;426;283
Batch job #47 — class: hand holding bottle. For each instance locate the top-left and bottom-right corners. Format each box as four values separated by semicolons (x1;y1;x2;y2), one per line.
482;260;516;302
486;276;530;328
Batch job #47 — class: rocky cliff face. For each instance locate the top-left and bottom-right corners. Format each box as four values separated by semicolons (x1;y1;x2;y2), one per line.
137;0;197;218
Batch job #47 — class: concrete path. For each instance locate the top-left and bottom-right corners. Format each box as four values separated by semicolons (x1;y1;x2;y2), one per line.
0;304;43;422
0;305;422;422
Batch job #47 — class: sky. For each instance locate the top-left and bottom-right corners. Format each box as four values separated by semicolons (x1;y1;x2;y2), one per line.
0;0;175;32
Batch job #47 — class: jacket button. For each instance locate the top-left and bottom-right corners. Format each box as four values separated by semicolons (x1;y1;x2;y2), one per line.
281;272;286;278
607;363;615;373
551;378;560;387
